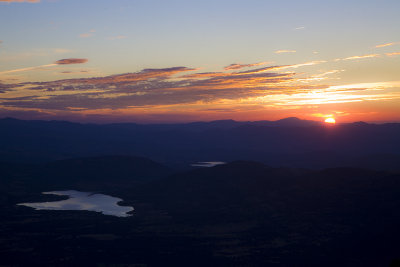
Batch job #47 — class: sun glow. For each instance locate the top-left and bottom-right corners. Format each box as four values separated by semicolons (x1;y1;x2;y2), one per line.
325;117;336;124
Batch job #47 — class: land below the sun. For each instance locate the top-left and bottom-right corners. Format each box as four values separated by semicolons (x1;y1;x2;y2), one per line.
1;117;400;266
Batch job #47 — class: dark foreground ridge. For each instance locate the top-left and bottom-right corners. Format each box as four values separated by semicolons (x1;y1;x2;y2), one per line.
1;157;400;266
1;117;400;171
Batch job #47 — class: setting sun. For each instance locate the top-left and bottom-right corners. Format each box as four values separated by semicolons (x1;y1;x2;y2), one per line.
325;118;336;124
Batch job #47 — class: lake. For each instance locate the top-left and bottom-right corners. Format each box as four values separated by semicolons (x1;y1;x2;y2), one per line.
18;190;134;217
191;161;226;167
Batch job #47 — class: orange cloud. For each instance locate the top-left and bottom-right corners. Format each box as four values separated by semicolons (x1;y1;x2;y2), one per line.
79;33;93;38
1;62;398;123
375;42;397;48
386;52;400;56
336;54;380;61
79;30;95;38
275;50;296;54
0;65;299;111
55;58;88;65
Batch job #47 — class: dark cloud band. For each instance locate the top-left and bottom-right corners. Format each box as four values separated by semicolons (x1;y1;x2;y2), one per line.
55;58;88;65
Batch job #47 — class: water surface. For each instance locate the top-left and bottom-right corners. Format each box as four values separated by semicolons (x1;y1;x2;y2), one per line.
191;161;226;167
18;190;134;217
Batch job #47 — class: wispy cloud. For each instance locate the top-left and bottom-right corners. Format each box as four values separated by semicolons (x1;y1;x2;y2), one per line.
0;65;300;111
294;26;305;30
55;58;88;65
60;70;89;74
108;35;127;40
224;62;269;70
79;29;95;38
335;54;380;61
249;81;400;106
273;60;326;70
375;42;398;48
54;48;73;54
386;52;400;56
275;50;296;54
1;62;398;121
0;64;57;75
0;0;40;3
0;58;88;75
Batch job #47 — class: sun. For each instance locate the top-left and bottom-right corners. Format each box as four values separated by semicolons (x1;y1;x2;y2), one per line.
325;117;336;124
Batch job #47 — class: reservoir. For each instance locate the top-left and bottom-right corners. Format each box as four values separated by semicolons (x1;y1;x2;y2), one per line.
18;190;134;217
191;161;226;167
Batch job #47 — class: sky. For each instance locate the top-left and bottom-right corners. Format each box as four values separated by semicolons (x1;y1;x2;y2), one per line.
0;0;399;123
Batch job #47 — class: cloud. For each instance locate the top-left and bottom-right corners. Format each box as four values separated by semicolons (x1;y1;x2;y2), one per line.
0;0;40;2
79;33;93;38
0;65;301;111
0;58;88;75
0;64;57;75
60;70;89;74
224;62;269;70
2;62;397;121
54;48;73;54
108;35;127;40
0;83;13;93
249;81;400;106
375;42;397;48
55;58;88;65
275;50;296;54
386;52;400;56
335;54;380;61
294;26;305;30
79;30;95;38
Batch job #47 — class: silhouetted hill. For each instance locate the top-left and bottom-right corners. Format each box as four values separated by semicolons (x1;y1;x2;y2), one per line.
1;117;400;170
2;156;400;266
42;155;172;181
148;161;396;216
141;161;400;265
0;156;172;194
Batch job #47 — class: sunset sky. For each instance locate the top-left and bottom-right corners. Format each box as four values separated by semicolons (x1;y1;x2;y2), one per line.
1;0;399;123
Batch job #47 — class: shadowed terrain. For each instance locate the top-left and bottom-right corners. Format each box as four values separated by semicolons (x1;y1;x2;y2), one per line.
1;118;400;171
1;156;400;266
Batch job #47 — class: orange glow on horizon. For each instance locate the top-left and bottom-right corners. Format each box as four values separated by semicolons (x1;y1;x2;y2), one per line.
325;117;336;124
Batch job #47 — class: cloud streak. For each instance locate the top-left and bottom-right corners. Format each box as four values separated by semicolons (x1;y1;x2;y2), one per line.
0;58;88;75
275;50;296;54
224;62;269;70
55;58;88;65
376;42;398;48
1;62;398;122
0;0;40;2
0;64;303;111
386;52;400;57
0;64;57;75
335;54;380;61
79;30;95;38
108;35;127;40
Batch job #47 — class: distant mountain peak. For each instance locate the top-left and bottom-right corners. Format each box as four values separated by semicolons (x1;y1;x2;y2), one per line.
277;117;301;121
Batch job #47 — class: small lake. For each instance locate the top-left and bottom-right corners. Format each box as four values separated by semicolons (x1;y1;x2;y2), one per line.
191;161;226;168
18;190;134;217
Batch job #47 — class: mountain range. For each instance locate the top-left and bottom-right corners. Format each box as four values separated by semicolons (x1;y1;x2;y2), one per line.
1;117;399;170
